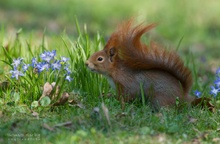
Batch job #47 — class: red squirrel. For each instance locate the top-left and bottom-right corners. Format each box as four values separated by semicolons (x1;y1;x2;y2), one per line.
85;19;213;110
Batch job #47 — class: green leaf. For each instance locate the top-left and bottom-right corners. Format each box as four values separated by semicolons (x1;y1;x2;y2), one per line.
11;92;20;102
31;101;39;108
175;97;180;106
139;127;152;135
0;98;3;104
16;105;30;114
1;46;13;63
168;123;179;134
40;96;51;106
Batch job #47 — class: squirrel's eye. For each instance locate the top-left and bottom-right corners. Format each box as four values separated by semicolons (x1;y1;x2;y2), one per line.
97;57;103;62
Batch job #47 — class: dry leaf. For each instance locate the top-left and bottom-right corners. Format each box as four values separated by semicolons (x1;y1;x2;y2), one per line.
68;95;84;109
115;112;127;118
42;123;54;132
39;82;53;101
75;103;85;109
156;134;166;143
0;81;10;91
52;92;69;106
42;82;53;96
31;111;39;119
54;121;73;128
68;99;78;105
191;97;215;112
152;134;167;143
101;103;111;126
0;111;3;118
191;138;201;144
53;86;60;99
213;138;220;142
188;116;198;123
51;82;56;88
192;131;209;141
100;92;114;98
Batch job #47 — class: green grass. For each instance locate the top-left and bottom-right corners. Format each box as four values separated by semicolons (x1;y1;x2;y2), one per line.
0;19;220;144
0;1;220;143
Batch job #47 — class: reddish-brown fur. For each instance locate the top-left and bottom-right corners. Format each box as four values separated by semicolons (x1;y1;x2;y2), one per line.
86;19;196;109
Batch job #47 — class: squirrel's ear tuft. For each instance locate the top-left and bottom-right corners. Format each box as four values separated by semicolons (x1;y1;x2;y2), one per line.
132;23;157;49
109;47;116;62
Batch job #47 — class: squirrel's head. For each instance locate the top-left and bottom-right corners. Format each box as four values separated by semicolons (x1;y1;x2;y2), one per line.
85;47;116;75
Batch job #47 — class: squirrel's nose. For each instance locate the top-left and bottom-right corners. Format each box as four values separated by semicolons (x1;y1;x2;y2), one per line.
85;61;89;67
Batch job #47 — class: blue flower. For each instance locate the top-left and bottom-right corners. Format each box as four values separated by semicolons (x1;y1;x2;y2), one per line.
40;52;52;63
31;57;37;67
51;61;61;70
65;75;73;82
40;52;47;59
10;69;24;80
36;62;50;72
214;78;220;87
61;56;69;63
12;58;23;68
44;56;53;63
22;63;30;72
64;65;71;74
40;50;56;63
9;50;74;85
48;50;56;58
193;90;201;98
210;86;220;98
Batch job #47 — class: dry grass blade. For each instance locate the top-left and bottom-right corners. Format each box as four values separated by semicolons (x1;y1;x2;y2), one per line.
101;103;111;126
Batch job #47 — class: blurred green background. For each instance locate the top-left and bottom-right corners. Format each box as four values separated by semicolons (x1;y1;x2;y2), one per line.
1;1;220;143
0;0;220;60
